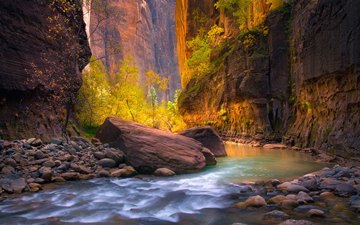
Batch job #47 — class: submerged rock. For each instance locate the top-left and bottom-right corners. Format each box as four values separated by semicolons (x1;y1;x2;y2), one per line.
96;117;208;173
263;210;290;221
179;126;227;157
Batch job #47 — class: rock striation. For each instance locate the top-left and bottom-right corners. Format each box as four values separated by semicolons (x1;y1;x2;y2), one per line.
96;117;213;174
177;0;360;154
0;0;91;140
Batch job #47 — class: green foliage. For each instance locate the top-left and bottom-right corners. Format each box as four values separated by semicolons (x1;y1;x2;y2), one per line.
186;35;212;78
76;56;186;132
215;0;252;30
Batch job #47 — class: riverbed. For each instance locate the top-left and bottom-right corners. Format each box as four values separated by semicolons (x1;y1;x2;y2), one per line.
1;143;355;225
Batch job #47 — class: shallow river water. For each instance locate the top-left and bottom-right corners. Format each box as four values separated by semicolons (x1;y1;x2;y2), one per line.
0;143;355;225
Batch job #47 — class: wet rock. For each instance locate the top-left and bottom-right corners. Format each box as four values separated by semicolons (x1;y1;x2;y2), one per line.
263;210;290;221
153;168;176;177
61;172;80;181
179;126;227;157
97;169;110;177
43;160;56;168
34;178;45;184
0;178;27;194
294;205;324;213
34;151;45;160
349;195;360;212
239;185;254;194
319;178;342;190
4;158;17;167
201;148;217;166
263;144;287;149
306;209;325;217
98;158;117;168
1;165;15;174
280;199;298;209
268;195;287;205
39;167;52;180
12;153;24;163
279;219;315;225
57;162;70;171
297;191;313;204
93;151;105;160
110;166;137;177
51;177;66;182
29;183;41;192
237;195;267;208
231;223;248;225
335;183;355;196
277;182;309;193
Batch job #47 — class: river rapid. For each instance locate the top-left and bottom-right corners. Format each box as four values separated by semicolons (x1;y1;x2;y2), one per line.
0;143;337;225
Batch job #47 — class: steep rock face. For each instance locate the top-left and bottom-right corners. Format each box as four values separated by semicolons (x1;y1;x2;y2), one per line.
286;0;360;155
176;0;217;87
178;0;360;154
90;0;180;98
178;8;291;137
0;0;91;140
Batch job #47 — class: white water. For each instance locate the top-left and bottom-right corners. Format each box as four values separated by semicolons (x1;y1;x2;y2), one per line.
0;144;328;225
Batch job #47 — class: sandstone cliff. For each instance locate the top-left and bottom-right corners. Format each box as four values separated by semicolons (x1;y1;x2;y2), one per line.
178;0;360;154
0;0;91;140
90;0;181;98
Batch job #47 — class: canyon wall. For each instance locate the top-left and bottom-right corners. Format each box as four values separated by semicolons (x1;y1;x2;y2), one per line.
90;0;180;98
177;0;360;154
286;0;360;156
0;0;91;140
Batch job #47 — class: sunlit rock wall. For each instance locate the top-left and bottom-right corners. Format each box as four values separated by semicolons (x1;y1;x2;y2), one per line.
90;0;180;99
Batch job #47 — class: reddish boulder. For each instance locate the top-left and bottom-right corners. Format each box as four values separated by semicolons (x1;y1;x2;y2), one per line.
180;126;227;157
96;117;208;174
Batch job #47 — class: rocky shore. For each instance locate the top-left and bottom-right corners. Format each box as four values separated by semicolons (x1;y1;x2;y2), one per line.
0;137;145;197
231;165;360;225
1;134;359;224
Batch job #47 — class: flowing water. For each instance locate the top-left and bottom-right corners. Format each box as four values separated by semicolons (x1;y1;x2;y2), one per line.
0;143;355;225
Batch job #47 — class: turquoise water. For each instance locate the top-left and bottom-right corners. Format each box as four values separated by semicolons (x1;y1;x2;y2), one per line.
0;144;334;225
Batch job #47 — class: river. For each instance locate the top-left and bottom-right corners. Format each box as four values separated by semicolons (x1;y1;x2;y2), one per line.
0;143;345;225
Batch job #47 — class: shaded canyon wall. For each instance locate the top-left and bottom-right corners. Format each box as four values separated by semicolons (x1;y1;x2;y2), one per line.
0;0;91;140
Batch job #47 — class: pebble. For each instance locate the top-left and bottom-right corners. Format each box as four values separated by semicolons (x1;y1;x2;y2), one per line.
98;158;117;168
240;195;267;208
263;210;290;221
306;209;325;217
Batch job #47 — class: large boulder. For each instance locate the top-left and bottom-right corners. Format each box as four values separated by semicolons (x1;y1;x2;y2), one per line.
96;117;209;174
179;126;227;157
